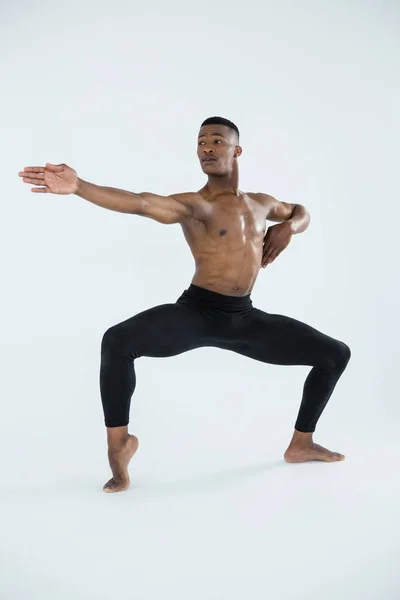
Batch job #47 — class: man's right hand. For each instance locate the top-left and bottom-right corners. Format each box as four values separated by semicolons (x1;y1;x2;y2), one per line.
18;163;78;194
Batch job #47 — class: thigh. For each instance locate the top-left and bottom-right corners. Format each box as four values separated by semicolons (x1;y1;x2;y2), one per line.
102;302;215;359
231;308;343;366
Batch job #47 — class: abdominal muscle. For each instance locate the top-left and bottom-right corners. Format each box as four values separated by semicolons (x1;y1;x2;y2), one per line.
190;240;263;296
181;192;268;297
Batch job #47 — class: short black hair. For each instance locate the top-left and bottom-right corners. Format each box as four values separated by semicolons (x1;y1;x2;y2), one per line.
200;116;240;141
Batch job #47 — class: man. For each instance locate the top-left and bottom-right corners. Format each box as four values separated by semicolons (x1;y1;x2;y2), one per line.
18;116;351;494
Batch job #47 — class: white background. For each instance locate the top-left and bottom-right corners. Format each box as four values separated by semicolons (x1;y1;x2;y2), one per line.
1;1;399;598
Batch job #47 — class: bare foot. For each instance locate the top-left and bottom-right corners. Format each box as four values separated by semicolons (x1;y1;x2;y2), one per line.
284;442;345;463
103;434;139;493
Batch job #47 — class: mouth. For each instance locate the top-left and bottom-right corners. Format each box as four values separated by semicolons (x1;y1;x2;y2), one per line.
202;157;217;164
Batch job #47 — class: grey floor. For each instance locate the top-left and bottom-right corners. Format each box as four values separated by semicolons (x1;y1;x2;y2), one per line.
2;405;399;600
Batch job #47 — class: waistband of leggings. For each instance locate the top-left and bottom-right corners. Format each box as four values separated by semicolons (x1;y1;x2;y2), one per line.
181;284;252;307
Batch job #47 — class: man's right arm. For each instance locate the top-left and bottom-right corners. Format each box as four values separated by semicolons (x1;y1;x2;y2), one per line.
76;179;193;224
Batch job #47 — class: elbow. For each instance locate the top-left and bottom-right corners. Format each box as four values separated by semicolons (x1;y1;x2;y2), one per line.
131;195;147;215
298;204;311;224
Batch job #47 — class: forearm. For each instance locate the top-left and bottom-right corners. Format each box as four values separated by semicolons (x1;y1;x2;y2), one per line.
75;179;142;214
287;204;311;234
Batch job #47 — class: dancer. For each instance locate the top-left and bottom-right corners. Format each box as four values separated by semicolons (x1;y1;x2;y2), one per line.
18;116;351;493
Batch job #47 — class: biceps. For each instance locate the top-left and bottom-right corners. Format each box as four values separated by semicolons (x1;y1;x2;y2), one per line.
268;198;296;222
139;193;190;224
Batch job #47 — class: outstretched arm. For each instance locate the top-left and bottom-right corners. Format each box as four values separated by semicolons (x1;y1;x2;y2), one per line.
76;180;193;224
18;163;193;224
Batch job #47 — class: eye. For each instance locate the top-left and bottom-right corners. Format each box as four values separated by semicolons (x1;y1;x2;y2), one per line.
198;141;205;146
214;139;222;144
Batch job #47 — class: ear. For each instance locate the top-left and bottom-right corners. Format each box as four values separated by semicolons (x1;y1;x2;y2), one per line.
234;145;243;158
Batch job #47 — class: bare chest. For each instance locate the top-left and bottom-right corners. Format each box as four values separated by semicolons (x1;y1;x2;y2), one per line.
197;193;267;238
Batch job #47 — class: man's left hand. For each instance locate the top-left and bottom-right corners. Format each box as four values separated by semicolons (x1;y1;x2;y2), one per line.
261;222;293;268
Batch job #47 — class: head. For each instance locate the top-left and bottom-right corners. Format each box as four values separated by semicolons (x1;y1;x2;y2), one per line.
197;116;242;176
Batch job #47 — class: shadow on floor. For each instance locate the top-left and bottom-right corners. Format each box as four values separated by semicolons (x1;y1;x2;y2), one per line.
131;459;288;495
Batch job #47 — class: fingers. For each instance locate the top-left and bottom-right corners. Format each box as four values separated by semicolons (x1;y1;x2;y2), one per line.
19;166;45;173
262;245;275;266
261;249;281;268
261;254;270;268
19;174;45;184
32;187;50;193
45;163;65;171
18;163;64;176
263;251;274;265
262;259;273;268
262;258;274;268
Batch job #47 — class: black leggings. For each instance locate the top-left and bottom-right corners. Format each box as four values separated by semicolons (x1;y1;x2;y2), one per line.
100;284;351;431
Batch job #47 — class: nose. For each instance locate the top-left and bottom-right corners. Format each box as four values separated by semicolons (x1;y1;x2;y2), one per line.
203;146;214;155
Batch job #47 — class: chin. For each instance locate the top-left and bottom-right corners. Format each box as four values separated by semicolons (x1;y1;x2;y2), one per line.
201;162;223;175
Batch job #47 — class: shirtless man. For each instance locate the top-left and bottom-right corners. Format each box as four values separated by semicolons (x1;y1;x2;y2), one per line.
18;116;351;493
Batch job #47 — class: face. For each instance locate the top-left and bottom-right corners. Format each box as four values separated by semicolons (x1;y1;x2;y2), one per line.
197;124;242;176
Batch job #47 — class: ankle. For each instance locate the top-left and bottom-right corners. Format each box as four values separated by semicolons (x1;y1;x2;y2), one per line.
107;426;129;449
290;430;313;446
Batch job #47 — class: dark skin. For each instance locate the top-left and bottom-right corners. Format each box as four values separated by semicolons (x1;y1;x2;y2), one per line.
18;124;310;296
18;126;344;495
130;124;310;295
193;124;310;293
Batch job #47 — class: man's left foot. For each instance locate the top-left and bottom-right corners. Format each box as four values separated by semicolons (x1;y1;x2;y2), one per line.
284;442;345;463
103;434;139;493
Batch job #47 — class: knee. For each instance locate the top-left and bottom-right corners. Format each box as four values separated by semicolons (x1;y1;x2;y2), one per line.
101;326;120;350
332;341;351;371
101;325;127;359
101;325;137;362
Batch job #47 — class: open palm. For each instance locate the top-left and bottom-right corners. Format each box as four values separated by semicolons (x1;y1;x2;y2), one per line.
18;162;78;194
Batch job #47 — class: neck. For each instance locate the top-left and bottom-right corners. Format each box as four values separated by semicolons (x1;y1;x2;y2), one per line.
205;160;239;195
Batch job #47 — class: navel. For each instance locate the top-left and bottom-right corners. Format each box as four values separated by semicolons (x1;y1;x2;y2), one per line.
219;229;227;236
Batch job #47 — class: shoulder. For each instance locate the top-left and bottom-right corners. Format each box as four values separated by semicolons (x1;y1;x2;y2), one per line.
170;192;205;207
170;192;208;222
247;192;296;221
247;192;274;206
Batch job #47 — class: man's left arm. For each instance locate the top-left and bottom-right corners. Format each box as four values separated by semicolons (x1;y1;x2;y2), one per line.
250;193;311;267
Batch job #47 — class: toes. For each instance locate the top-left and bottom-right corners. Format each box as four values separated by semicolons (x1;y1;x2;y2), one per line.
103;478;115;491
103;477;130;493
328;452;344;462
103;481;119;493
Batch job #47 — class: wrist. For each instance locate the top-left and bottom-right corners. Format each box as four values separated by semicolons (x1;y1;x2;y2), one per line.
285;219;296;235
75;177;84;196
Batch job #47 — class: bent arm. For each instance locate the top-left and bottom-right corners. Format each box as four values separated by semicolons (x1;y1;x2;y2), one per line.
284;203;310;234
75;179;192;224
251;193;311;234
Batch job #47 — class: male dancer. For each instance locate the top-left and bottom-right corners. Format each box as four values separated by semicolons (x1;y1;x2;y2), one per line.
18;116;351;493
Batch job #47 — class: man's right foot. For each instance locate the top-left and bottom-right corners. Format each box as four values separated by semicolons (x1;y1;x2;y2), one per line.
103;434;139;493
283;430;344;463
284;442;345;463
